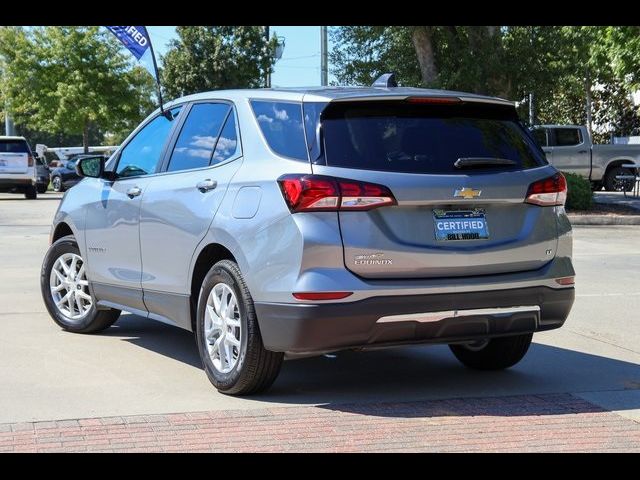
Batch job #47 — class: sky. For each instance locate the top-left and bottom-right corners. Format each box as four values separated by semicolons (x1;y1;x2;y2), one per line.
146;26;336;88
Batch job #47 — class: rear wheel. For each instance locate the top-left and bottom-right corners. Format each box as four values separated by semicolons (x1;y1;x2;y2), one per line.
41;235;120;333
37;184;48;194
51;176;64;192
24;185;37;199
604;166;634;192
196;260;283;395
449;333;533;370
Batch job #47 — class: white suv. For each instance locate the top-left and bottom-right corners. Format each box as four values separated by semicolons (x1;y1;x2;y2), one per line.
0;136;38;199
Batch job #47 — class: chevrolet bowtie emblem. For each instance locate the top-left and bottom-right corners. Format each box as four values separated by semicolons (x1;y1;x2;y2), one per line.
454;188;482;199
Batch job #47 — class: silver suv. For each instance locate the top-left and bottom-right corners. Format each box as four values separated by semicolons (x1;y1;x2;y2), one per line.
40;84;575;395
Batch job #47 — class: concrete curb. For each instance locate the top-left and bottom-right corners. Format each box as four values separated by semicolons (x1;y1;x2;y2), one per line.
568;215;640;226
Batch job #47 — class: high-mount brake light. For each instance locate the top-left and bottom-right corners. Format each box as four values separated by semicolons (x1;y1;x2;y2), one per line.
406;97;462;105
277;175;396;213
525;173;567;207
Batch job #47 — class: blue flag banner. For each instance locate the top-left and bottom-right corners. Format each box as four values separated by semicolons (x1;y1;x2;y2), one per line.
106;26;157;80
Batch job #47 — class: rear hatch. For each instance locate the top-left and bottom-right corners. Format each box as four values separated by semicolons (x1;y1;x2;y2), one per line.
0;139;30;174
308;99;559;279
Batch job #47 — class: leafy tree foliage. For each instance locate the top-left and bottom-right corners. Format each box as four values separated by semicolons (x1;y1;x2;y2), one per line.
161;26;276;100
0;26;155;151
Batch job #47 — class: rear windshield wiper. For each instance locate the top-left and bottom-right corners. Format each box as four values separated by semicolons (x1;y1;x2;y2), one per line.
454;157;518;169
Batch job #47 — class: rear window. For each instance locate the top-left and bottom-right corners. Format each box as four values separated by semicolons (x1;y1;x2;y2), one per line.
251;100;308;161
0;140;30;154
317;101;547;174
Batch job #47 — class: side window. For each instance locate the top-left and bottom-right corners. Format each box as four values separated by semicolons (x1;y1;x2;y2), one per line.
167;103;230;172
555;128;581;147
117;107;182;178
532;128;548;147
251;100;308;161
212;110;240;165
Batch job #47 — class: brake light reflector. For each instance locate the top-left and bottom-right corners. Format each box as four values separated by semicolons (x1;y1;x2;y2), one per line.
27;155;34;167
525;173;567;206
278;174;396;212
293;292;353;301
555;276;575;286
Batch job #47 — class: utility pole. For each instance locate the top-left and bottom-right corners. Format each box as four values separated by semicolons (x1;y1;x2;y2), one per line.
585;69;593;136
529;93;536;127
4;112;14;136
320;26;328;86
265;26;271;88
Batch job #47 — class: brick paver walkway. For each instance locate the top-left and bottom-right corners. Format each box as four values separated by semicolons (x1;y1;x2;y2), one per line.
1;393;639;452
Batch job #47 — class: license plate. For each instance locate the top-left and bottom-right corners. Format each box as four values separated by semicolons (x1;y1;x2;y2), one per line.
434;209;489;241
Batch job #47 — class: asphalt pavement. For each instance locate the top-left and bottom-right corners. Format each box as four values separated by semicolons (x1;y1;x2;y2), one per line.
0;191;638;447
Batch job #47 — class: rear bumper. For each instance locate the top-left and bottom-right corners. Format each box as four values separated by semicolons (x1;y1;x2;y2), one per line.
255;286;574;353
0;177;35;191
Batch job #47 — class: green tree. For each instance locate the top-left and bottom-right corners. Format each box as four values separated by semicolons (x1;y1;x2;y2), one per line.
0;26;154;152
161;26;276;100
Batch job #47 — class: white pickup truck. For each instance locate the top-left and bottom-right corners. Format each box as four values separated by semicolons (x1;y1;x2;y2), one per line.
0;136;38;199
531;125;640;191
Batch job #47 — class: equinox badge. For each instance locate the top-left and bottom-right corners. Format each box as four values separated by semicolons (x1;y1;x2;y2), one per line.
454;188;482;199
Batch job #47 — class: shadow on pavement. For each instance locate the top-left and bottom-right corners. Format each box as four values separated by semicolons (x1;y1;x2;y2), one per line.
105;313;640;416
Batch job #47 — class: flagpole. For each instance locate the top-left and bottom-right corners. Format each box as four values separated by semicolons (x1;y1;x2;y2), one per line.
145;30;170;120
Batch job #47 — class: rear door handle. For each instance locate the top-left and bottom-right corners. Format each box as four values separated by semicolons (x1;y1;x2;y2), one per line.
196;179;217;193
126;186;142;198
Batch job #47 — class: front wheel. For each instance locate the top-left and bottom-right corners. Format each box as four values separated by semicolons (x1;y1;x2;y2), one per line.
41;235;120;333
51;176;65;192
196;260;283;395
449;333;533;370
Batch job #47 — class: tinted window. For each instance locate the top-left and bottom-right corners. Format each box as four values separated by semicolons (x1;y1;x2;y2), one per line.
554;128;581;146
0;140;30;153
168;103;230;172
212;110;240;165
251;101;307;161
117;107;182;178
532;129;548;147
319;102;547;174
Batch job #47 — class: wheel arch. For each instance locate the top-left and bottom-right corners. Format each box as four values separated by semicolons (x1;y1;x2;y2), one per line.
604;158;636;176
189;243;238;331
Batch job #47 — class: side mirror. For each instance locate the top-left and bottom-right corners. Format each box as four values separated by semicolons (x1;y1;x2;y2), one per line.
76;156;105;178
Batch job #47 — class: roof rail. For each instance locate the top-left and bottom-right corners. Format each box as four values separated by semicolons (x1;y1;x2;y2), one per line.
372;73;398;88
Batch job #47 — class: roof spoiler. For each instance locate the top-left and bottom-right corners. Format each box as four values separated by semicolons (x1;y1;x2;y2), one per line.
372;73;398;88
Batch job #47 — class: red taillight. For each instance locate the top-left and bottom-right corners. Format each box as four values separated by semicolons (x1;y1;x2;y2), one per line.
525;173;567;207
27;155;34;167
406;96;462;105
278;175;396;213
293;292;353;301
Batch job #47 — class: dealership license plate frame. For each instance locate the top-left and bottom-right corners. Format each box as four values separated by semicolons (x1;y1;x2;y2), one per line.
433;208;490;242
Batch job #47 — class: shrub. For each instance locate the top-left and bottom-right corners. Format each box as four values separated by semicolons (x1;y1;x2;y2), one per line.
562;172;593;210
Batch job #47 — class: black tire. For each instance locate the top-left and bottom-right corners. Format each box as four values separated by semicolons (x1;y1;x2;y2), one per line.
37;184;48;194
196;259;283;395
51;176;65;192
449;333;533;370
24;185;37;199
41;235;120;334
604;166;634;192
590;181;603;192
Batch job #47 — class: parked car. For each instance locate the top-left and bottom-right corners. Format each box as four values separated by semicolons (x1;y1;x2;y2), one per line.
531;124;640;191
0;136;38;199
35;155;50;194
40;81;575;395
49;156;85;192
